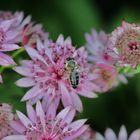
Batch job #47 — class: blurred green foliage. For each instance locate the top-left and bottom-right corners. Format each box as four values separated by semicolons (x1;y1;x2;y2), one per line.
0;0;140;135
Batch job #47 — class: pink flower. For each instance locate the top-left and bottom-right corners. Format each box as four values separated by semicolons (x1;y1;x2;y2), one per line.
0;103;15;139
0;11;48;48
93;126;140;140
91;63;127;92
14;35;99;112
22;23;49;48
108;21;140;67
3;101;88;140
85;29;116;65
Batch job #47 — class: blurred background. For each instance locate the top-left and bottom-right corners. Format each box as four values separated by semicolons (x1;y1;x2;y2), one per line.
0;0;140;135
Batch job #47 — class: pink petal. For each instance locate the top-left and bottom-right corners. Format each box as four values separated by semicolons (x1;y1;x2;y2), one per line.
25;47;48;66
78;90;98;98
13;66;33;76
21;85;42;101
61;108;75;125
20;15;31;29
70;92;83;112
0;52;16;66
46;101;57;120
59;82;73;107
44;41;55;65
0;44;19;52
0;19;15;31
36;101;46;132
36;38;44;51
63;119;87;133
15;77;35;87
26;102;37;123
64;125;88;140
56;107;72;122
10;121;26;133
2;135;26;140
16;110;32;128
5;30;20;42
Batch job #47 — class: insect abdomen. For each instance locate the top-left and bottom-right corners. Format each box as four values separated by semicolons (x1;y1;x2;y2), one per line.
70;70;79;89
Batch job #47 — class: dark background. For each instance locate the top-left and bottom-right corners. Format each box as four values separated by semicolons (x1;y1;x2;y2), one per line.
0;0;140;135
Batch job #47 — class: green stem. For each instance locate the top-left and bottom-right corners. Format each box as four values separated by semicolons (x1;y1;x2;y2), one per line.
0;48;25;73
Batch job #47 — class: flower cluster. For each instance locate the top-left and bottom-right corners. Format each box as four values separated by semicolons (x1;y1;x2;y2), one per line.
0;11;140;140
85;29;129;92
3;102;88;140
0;11;48;82
14;35;99;112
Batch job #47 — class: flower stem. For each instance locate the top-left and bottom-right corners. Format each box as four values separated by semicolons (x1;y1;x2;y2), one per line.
0;48;25;73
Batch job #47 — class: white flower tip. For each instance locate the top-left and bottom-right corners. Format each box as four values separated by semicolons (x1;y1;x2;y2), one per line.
56;34;64;44
81;119;88;123
65;36;72;44
16;110;21;117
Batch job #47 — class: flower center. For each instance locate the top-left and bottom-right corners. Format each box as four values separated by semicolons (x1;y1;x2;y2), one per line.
117;29;140;65
101;70;111;82
26;118;64;140
128;42;138;52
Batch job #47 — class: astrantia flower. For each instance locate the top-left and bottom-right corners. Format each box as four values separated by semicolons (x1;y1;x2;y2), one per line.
91;63;118;92
0;11;48;48
3;101;88;140
22;22;49;48
0;103;15;139
108;21;140;67
14;35;99;112
93;126;140;140
85;29;116;65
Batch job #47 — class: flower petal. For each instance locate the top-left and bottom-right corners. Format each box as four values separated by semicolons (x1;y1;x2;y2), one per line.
0;52;16;66
21;85;42;101
25;47;48;66
105;128;117;140
70;92;83;112
16;77;35;87
2;135;26;140
36;101;46;132
10;121;26;133
0;44;19;52
129;129;140;140
26;102;37;123
16;110;32;128
118;125;127;140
